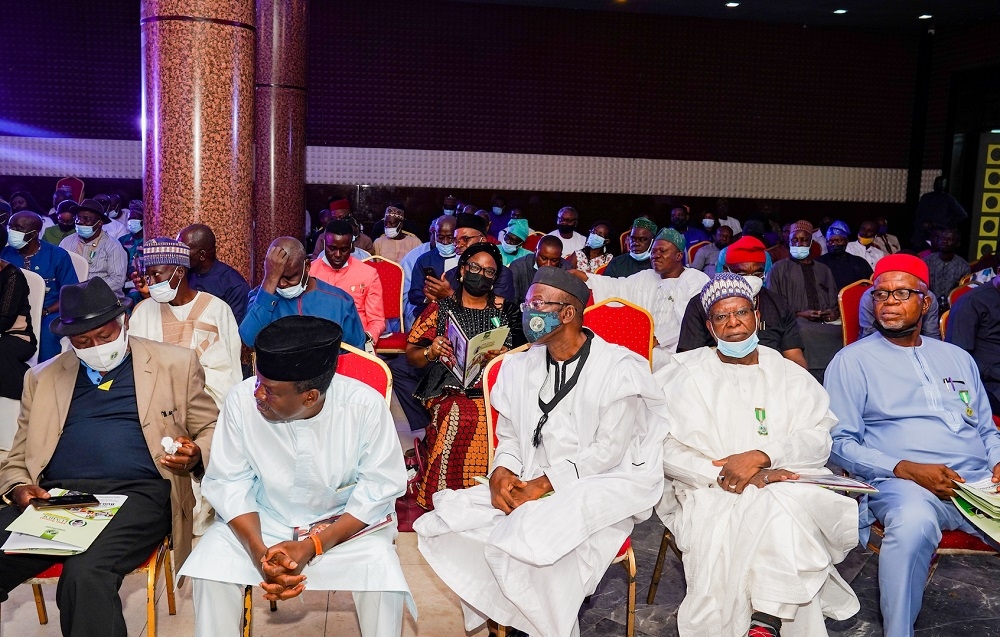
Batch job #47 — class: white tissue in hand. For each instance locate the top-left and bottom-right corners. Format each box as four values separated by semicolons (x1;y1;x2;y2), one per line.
161;437;180;455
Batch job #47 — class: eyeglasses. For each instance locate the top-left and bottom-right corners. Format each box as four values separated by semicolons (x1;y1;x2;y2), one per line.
455;234;484;246
725;268;764;279
708;308;754;325
871;288;923;302
520;299;570;312
464;262;498;278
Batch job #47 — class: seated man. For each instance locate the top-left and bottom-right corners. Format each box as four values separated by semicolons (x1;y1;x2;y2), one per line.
372;203;422;263
59;199;129;302
947;274;1000;412
767;220;842;381
816;220;873;290
576;228;709;369
498;218;532;266
690;224;732;275
825;254;1000;637
678;236;807;369
401;217;437;330
415;267;666;636
0;277;217;636
180;316;414;636
545;206;586;257
657;273;859;636
508;235;569;303
846;220;886;270
310;220;386;348
179;224;252;324
860;285;940;340
2;210;79;362
923;227;970;305
604;217;656;279
239;237;366;349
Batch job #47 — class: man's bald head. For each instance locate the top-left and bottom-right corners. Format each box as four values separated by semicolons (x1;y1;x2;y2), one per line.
437;215;457;233
9;210;42;234
178;224;216;253
271;237;306;268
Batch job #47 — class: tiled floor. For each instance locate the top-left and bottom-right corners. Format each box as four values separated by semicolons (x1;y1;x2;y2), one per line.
4;393;1000;636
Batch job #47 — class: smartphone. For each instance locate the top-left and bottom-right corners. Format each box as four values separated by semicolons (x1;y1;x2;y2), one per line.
422;267;438;280
30;494;100;510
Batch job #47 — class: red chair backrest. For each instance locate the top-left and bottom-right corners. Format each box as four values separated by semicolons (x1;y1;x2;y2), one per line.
686;241;709;264
594;263;608;275
583;298;654;367
838;279;872;346
482;344;530;466
523;232;545;252
619;230;630;253
56;177;85;203
363;256;404;321
949;283;977;308
336;344;392;403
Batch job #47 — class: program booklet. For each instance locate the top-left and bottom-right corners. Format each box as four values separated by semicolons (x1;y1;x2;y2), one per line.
442;311;509;387
3;489;127;555
948;479;1000;544
784;474;878;494
292;512;395;546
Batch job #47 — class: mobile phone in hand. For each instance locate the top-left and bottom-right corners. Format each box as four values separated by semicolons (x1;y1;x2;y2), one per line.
422;267;438;280
30;494;100;510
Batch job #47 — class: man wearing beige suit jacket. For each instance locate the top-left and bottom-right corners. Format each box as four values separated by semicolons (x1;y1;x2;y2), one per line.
0;278;217;637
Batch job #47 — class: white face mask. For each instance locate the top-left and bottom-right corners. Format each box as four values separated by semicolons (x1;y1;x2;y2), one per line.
276;264;308;299
127;219;143;234
148;267;181;303
385;225;400;239
702;219;715;229
741;274;764;297
74;322;129;372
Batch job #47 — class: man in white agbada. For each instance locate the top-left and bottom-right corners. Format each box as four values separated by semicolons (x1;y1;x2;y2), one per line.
179;316;414;636
128;237;243;534
415;266;668;637
656;272;859;637
573;227;709;370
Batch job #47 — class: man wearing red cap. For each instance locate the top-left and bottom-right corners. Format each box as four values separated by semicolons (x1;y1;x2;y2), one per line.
826;253;1000;637
678;236;807;369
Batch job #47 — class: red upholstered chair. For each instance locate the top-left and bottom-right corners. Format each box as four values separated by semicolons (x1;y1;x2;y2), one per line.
337;343;393;403
583;298;654;368
363;256;407;354
686;240;709;265
940;310;950;338
867;521;997;585
948;283;978;308
838;279;872;346
594;263;609;275
523;232;545;252
14;536;175;635
55;176;85;203
482;346;637;637
619;230;630;253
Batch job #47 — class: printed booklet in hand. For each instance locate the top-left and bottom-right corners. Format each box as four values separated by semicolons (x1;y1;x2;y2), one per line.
442;311;509;387
3;489;127;555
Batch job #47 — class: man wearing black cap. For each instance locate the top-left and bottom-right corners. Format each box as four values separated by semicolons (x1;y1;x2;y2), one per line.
0;277;217;637
59;198;129;302
180;316;413;637
415;267;668;637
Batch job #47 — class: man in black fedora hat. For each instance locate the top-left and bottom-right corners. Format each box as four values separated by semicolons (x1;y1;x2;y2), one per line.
0;276;218;637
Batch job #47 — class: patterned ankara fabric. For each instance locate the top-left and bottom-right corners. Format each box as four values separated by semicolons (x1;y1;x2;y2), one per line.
700;271;754;312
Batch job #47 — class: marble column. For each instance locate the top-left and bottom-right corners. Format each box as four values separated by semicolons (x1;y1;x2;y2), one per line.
253;0;308;285
141;0;256;280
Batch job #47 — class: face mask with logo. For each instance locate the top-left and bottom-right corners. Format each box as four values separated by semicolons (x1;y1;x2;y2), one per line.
7;229;33;250
276;264;307;299
522;308;562;342
702;219;715;229
710;315;759;359
127;219;143;234
436;242;456;258
385;225;400;239
76;223;98;239
790;245;811;260
74;323;129;372
148;267;181;303
586;233;606;250
461;272;494;297
858;236;875;246
741;274;764;297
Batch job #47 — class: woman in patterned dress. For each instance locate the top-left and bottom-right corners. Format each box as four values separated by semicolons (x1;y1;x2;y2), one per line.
406;243;526;508
569;221;614;273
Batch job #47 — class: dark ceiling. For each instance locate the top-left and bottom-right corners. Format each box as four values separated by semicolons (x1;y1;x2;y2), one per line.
454;0;999;31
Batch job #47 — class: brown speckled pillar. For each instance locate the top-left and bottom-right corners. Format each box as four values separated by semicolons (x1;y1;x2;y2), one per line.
253;0;308;285
141;0;256;280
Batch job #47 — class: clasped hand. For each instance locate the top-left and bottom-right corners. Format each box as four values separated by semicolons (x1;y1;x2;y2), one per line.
713;450;798;494
258;540;316;601
489;467;551;514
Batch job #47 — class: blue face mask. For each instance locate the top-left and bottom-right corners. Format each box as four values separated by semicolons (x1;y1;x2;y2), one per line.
127;219;143;234
492;206;503;215
586;233;606;250
789;245;811;260
76;223;97;239
630;248;651;261
443;207;456;216
436;242;456;258
522;308;562;342
711;317;759;359
500;241;519;254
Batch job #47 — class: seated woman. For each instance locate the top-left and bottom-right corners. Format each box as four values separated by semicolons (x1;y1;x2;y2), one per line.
0;225;37;399
569;221;614;273
406;243;526;509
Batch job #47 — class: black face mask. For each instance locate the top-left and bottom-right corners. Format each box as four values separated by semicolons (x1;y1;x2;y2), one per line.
58;223;75;232
462;272;494;297
873;318;920;339
829;244;847;254
672;220;688;231
715;240;728;249
557;224;576;234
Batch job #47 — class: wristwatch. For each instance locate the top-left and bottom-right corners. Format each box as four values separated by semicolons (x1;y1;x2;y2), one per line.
1;483;25;506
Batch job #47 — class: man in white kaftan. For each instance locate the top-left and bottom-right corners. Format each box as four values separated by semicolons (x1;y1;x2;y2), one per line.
415;267;668;637
577;228;708;370
179;316;414;637
656;272;859;637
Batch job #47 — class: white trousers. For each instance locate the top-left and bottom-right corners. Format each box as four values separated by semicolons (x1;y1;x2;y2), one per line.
191;577;405;637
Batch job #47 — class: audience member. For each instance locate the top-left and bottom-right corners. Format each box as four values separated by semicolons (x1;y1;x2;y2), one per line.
327;198;375;255
8;191;44;216
678;236;807;368
699;210;719;235
873;216;900;255
240;237;365;349
60;199;129;302
179;224;252;325
120;208;145;306
93;194;129;240
439;214;516;301
767;223;791;263
370;203;428;244
42;201;77;245
442;194;458;216
415;266;666;637
305;207;334;255
860;289;940;340
946;275;1000;413
406;243;524;508
0;277;217;636
0;201;10;229
578;228;709;369
913;176;968;249
498;218;532;266
714;197;742;233
923;227;970;304
715;219;775;275
474;209;499;243
3;211;78;362
568;220;614;273
373;204;422;263
547;206;586;257
604;217;656;278
811;217;832;255
310;220;385;348
180;316;413;637
48;184;75;217
826;254;1000;637
0;224;36;399
401;218;438;330
817;220;873;290
658;273;859;637
690;225;732;275
669;205;710;250
847;220;886;270
509;235;569;303
486;194;512;237
408;216;459;320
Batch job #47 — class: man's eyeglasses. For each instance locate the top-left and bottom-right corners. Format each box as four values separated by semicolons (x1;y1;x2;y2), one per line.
520;299;570;312
725;268;764;279
708;308;754;325
464;262;497;278
455;234;484;246
871;288;923;303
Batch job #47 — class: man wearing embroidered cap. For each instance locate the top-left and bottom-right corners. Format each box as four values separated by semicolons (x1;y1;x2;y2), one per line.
181;315;414;636
604;217;657;278
656;272;859;637
826;253;1000;637
0;277;217;636
574;227;709;369
416;266;668;637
